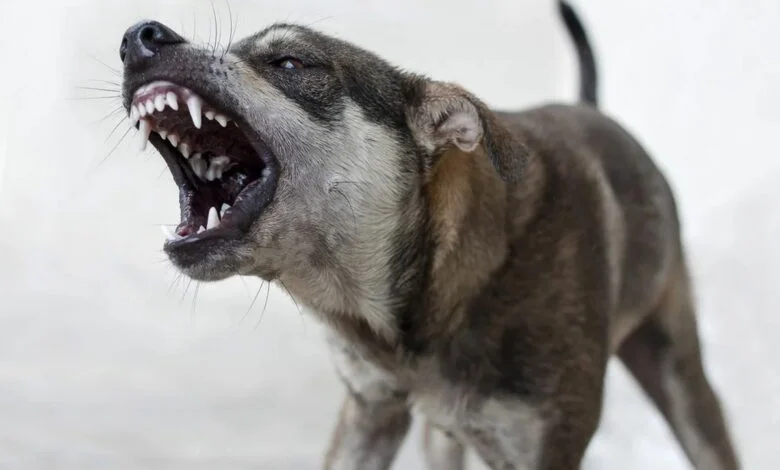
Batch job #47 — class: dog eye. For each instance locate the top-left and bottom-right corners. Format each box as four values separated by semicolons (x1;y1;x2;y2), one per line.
271;57;305;70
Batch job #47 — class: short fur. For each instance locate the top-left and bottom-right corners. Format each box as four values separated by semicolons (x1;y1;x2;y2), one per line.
120;1;740;468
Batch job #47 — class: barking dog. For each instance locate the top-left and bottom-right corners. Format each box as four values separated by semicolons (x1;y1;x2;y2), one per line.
119;2;740;468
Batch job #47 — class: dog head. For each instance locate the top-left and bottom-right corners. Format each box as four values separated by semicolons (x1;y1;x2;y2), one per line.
120;21;523;334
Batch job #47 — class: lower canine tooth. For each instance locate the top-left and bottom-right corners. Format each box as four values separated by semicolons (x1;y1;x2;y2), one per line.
207;206;220;230
160;225;180;241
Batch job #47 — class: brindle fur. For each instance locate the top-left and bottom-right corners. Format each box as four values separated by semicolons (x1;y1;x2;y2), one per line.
120;1;740;468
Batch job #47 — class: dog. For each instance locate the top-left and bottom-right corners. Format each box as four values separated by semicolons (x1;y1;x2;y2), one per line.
119;1;740;468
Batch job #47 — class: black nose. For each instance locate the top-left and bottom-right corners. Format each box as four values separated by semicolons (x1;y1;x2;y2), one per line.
120;21;184;65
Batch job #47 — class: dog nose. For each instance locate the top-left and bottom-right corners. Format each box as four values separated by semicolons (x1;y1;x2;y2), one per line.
120;21;184;65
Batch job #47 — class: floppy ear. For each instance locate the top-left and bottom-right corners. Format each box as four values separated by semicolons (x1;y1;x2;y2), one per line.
405;79;527;182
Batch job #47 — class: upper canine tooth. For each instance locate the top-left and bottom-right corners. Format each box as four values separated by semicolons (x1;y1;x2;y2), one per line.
154;94;166;112
145;99;155;115
129;106;140;125
138;119;152;151
168;133;179;147
207;206;220;230
204;110;215;120
166;92;179;110
215;114;228;127
186;95;203;129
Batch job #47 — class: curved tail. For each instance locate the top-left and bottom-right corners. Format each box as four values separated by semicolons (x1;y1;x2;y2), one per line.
558;1;598;106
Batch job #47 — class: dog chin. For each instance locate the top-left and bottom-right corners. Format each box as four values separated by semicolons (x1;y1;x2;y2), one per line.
165;243;252;282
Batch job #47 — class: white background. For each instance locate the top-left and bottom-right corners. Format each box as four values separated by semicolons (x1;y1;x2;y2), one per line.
1;0;778;468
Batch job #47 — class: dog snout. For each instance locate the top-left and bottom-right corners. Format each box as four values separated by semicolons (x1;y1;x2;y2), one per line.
120;21;185;66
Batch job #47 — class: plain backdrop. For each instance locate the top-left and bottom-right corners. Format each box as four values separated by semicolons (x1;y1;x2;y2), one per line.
1;0;778;468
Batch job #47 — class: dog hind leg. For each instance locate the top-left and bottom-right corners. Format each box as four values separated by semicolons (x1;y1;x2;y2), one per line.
618;258;740;470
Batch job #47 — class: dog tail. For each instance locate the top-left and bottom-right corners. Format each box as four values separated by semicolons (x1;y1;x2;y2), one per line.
558;1;598;106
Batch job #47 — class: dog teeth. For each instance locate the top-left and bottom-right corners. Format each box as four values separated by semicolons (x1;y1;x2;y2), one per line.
212;155;231;166
179;143;191;158
207;206;220;230
197;225;206;234
190;154;207;179
129;106;140;125
154;94;166;112
187;95;203;129
138;119;152;151
220;203;230;217
160;225;181;242
166;92;179;110
130;84;241;178
204;155;231;181
205;165;217;181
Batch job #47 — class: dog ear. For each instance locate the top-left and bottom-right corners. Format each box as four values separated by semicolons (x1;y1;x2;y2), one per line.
404;78;527;182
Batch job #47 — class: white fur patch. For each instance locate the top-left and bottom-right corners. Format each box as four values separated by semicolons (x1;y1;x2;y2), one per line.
423;425;465;470
412;377;546;470
470;398;546;469
232;55;407;339
329;338;399;402
253;25;300;49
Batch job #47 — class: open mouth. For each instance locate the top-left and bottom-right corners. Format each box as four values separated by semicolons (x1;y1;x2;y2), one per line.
129;81;277;246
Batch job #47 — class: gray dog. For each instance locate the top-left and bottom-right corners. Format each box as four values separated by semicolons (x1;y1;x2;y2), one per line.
119;2;740;468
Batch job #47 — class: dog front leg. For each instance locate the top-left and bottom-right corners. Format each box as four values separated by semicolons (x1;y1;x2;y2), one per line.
324;339;411;470
324;391;411;470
